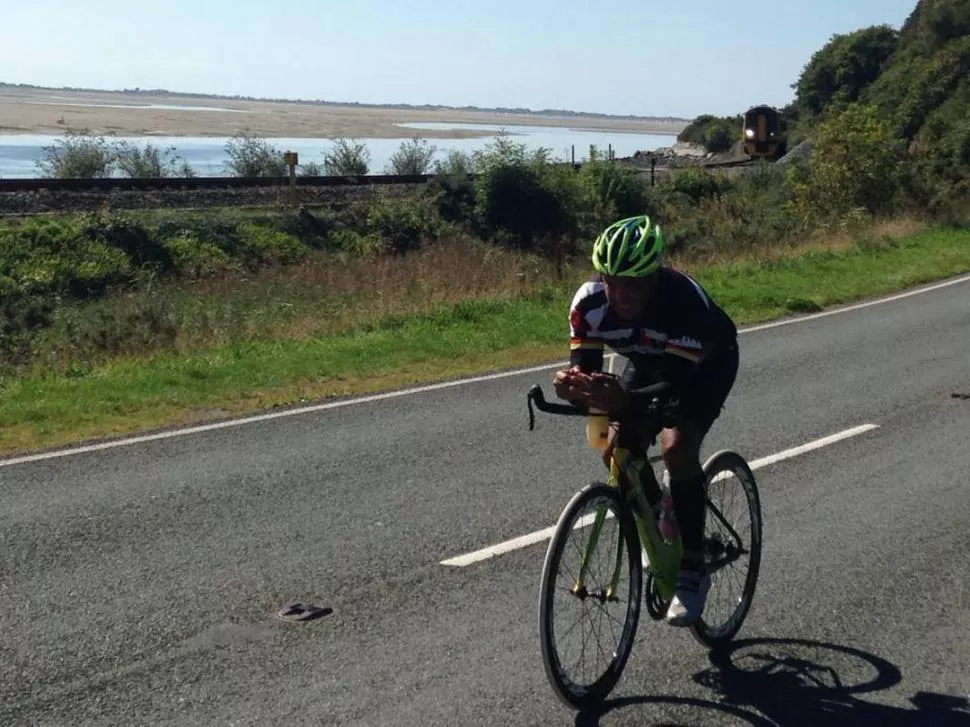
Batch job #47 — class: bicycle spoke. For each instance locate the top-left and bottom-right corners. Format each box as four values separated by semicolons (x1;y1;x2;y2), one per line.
539;485;641;706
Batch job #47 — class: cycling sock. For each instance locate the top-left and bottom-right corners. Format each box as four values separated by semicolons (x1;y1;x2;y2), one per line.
670;472;707;572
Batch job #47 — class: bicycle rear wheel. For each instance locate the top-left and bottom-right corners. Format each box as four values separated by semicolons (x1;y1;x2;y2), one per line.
538;483;643;709
690;450;763;648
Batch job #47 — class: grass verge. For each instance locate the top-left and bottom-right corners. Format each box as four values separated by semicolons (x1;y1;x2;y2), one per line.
3;224;970;456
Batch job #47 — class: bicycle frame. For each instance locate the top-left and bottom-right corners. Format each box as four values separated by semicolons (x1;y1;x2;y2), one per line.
573;443;684;603
525;380;686;602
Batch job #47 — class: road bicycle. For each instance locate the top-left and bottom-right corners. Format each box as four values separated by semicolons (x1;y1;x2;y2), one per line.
525;379;763;709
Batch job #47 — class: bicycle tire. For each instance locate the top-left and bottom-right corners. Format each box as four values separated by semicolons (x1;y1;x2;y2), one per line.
689;450;763;648
538;482;643;709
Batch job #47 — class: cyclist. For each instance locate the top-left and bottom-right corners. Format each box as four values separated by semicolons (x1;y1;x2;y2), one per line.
553;214;739;626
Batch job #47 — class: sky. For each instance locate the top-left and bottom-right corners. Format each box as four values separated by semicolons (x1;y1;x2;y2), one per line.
0;0;919;118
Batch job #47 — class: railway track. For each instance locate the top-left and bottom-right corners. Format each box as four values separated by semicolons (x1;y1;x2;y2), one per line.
0;157;763;216
0;157;758;194
0;173;434;194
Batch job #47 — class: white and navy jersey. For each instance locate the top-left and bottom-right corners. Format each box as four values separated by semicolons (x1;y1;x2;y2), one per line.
569;267;738;381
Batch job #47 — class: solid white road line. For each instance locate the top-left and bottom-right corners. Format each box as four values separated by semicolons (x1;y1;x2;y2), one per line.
740;273;970;334
0;362;561;468
439;422;880;567
4;271;966;467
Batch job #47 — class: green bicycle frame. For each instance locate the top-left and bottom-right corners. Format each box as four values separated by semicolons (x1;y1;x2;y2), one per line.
572;445;684;603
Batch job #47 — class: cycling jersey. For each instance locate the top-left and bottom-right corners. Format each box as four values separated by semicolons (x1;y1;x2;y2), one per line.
568;267;738;387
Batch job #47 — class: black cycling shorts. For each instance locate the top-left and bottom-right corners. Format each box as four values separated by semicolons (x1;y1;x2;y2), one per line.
619;343;739;438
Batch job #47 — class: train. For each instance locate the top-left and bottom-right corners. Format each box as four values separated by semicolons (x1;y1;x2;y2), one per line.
742;105;787;159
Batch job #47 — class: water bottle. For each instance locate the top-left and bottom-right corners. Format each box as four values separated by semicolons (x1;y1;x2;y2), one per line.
585;409;609;450
658;470;680;543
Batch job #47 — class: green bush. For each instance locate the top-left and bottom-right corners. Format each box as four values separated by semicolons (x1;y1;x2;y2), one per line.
323;139;371;175
668;167;732;204
366;194;440;253
429;151;476;224
326;228;387;256
677;115;741;153
224;133;287;177
83;213;174;270
578;160;647;231
114;141;195;178
793;103;905;218
386;137;437;175
0;217;132;299
162;232;231;278
234;224;308;268
0;293;55;371
36;129;114;178
471;137;580;249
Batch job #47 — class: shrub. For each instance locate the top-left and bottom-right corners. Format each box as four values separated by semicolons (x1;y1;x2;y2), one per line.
114;141;195;178
322;138;371;175
386;137;437;175
578;159;647;231
429;150;476;224
793;103;905;218
161;232;231;277
366;194;440;253
224;133;287;177
234;223;308;268
36;129;114;178
677;115;741;153
0;293;55;371
471;136;581;249
82;213;174;271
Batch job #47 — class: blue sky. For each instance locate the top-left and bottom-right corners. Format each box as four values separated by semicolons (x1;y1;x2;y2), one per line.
0;0;918;118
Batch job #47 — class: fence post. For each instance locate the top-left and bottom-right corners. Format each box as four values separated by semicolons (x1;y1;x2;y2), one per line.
284;151;299;208
651;156;656;187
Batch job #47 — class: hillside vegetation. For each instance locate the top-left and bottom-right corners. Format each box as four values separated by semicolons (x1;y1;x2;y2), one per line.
787;0;970;207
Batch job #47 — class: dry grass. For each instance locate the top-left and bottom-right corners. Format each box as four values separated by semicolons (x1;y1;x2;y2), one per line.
669;216;929;269
0;86;688;139
59;236;573;361
15;212;946;379
167;217;932;353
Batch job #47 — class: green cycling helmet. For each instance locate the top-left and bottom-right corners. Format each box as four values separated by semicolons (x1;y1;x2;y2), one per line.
591;215;664;277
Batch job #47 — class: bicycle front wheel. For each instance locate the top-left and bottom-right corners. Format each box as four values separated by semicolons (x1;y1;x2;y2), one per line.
538;483;643;709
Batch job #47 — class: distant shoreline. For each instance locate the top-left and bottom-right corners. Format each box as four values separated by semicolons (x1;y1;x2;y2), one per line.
0;81;690;124
0;84;688;140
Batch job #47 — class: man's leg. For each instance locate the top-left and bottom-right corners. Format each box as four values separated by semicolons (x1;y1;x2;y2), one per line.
661;421;711;626
662;344;740;626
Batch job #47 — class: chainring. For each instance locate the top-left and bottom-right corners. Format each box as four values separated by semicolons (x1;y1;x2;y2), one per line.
645;571;671;621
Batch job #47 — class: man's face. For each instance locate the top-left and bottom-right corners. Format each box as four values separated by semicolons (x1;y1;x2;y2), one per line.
602;274;656;320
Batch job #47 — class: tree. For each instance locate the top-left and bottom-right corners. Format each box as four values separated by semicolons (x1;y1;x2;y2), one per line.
793;25;899;119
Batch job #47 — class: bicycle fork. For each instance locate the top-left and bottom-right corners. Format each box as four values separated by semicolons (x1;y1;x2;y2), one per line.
573;455;684;603
570;501;619;599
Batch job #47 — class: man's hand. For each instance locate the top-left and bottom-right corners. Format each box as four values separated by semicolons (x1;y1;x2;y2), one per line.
553;366;586;402
553;368;629;413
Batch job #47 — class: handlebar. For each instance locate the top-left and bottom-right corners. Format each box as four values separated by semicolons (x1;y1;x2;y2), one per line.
526;380;674;431
526;385;587;430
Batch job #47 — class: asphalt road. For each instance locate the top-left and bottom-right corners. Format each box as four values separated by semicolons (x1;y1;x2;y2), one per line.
3;275;970;726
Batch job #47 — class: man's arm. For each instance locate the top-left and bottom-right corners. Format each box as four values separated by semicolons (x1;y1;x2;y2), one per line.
569;290;604;374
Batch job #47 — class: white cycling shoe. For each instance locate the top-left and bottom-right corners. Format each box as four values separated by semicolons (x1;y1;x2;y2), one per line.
665;569;711;627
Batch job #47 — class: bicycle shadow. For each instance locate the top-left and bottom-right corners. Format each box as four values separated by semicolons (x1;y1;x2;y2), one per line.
575;637;970;726
694;637;970;726
575;694;774;726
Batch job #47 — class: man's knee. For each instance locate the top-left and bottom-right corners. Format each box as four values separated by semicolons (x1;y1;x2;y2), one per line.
661;425;703;479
